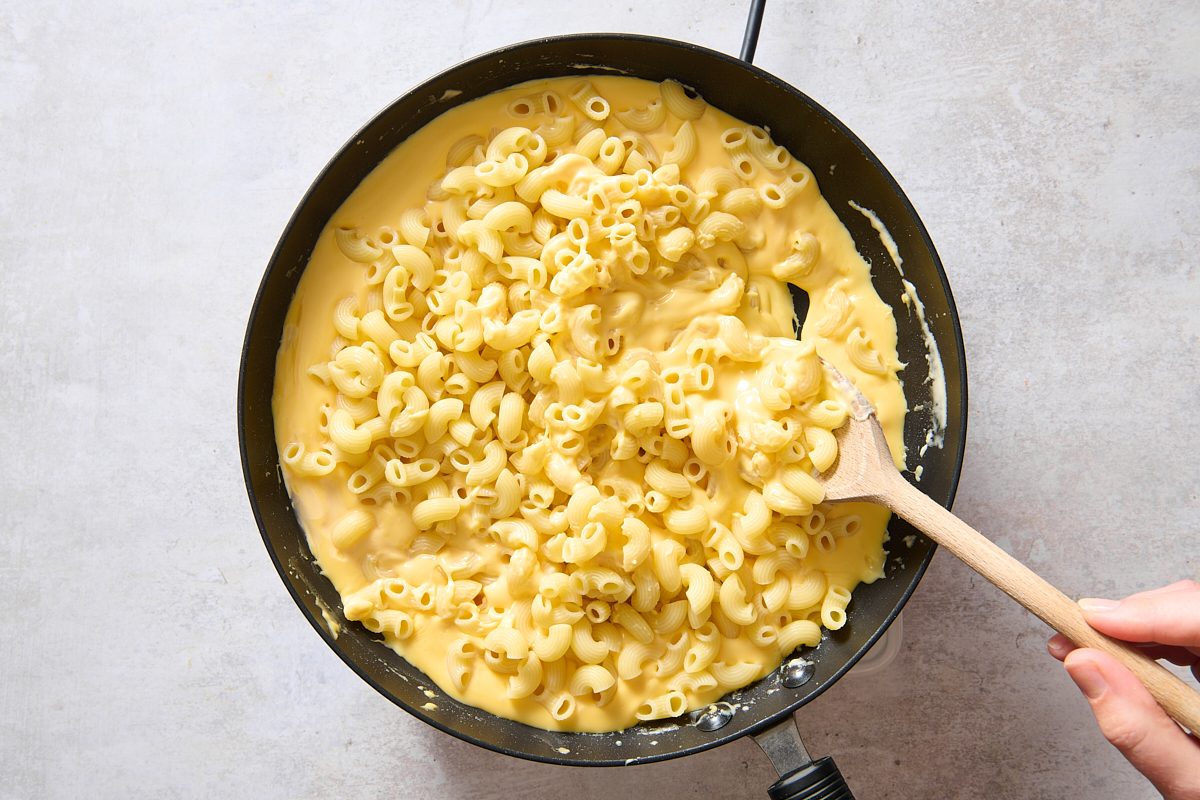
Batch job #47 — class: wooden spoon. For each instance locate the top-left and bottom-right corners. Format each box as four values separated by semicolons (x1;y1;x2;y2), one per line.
818;361;1200;734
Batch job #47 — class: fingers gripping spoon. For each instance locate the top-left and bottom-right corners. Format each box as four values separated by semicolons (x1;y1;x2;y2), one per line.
817;361;1200;734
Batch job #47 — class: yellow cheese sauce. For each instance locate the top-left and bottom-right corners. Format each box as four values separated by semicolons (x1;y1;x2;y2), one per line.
273;76;906;732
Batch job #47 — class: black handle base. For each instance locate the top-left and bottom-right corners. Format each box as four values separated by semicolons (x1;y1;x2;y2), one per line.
767;756;855;800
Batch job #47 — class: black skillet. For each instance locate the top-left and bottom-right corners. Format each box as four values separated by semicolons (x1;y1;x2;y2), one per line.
238;4;968;798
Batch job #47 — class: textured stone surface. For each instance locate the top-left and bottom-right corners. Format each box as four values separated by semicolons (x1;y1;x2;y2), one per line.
1;2;1196;798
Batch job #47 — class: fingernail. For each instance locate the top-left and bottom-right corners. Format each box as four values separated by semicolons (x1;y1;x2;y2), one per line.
1070;662;1108;700
1047;637;1071;658
1078;598;1119;613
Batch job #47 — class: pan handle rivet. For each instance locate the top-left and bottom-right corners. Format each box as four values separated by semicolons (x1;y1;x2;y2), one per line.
781;659;815;688
696;703;734;732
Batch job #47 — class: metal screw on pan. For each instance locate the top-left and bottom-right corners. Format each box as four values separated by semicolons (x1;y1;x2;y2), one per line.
780;659;816;689
696;703;735;732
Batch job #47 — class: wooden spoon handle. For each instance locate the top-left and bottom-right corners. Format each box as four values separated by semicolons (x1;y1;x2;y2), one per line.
881;473;1200;734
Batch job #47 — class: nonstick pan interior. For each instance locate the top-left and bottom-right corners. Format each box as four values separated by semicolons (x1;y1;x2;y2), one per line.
239;33;967;766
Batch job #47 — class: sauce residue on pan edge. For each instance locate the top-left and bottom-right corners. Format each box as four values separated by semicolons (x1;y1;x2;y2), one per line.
848;201;947;455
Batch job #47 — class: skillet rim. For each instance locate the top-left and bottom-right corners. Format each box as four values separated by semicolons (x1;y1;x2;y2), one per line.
237;30;969;767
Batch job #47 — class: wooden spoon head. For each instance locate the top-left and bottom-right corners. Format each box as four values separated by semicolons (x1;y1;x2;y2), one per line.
816;360;902;504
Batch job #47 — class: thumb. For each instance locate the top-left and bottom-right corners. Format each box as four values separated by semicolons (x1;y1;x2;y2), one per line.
1078;581;1200;647
1064;648;1200;799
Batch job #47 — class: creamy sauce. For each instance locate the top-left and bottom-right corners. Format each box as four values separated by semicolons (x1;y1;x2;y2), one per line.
848;201;947;452
273;77;908;731
315;595;341;639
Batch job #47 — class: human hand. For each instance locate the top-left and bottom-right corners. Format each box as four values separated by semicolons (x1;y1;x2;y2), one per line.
1048;580;1200;800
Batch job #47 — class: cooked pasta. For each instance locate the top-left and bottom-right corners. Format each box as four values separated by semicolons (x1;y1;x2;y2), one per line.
275;75;907;733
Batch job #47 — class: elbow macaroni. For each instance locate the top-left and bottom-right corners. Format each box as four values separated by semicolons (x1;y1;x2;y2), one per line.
275;76;907;733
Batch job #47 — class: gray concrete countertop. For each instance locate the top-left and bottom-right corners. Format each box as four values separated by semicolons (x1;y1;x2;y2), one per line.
1;2;1196;798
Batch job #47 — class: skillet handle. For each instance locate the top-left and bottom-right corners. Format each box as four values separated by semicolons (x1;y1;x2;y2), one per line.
767;756;855;800
740;0;767;62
